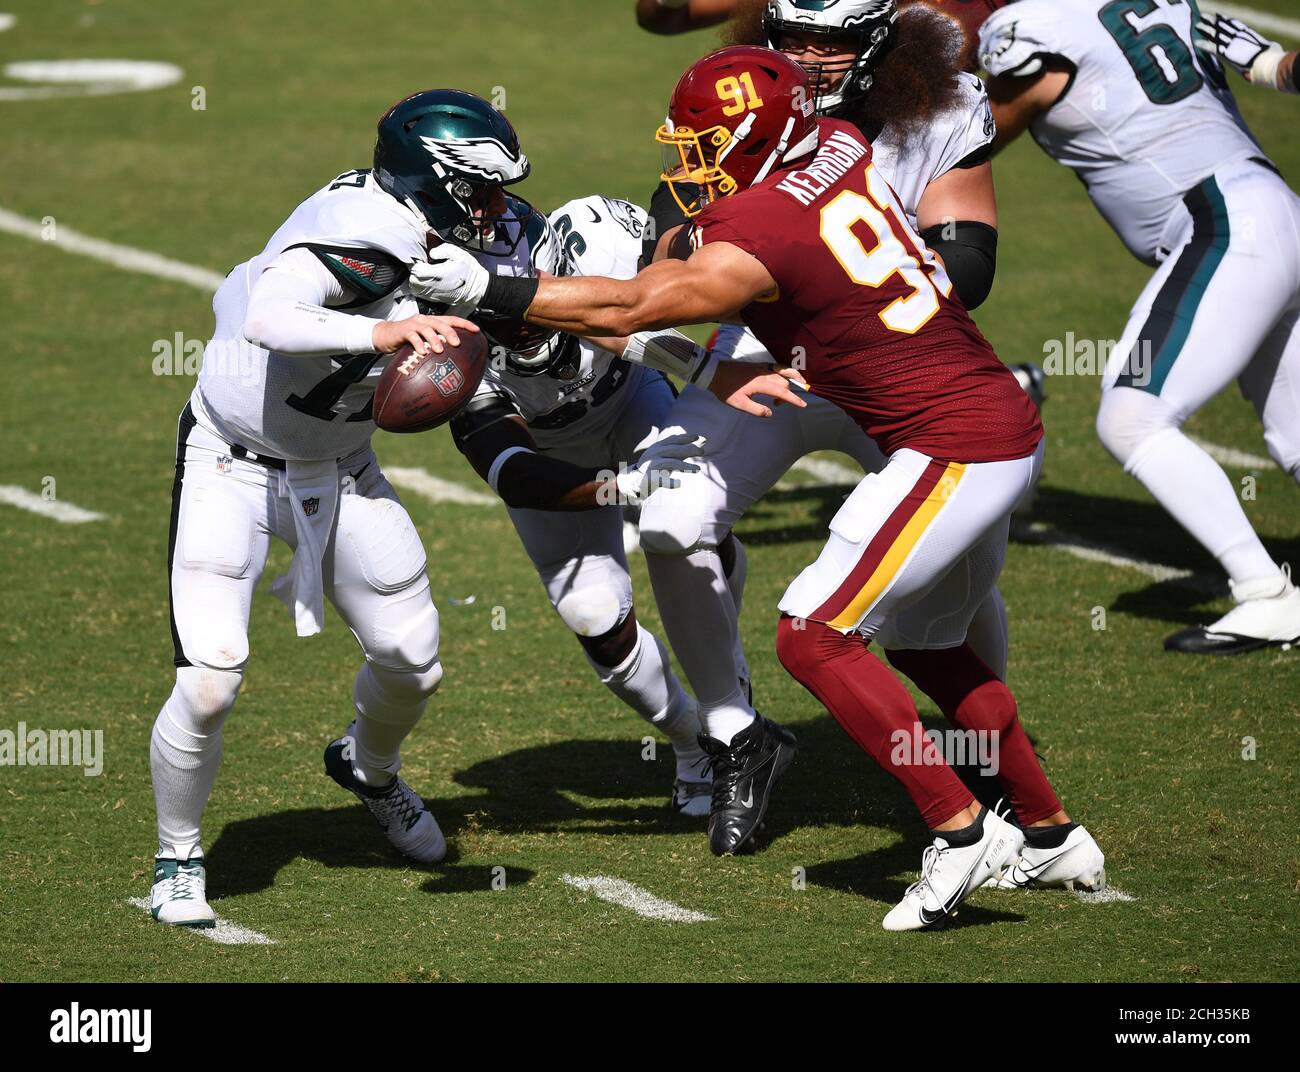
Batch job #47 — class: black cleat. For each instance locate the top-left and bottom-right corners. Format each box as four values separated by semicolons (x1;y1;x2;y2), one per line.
1163;626;1274;655
698;714;796;856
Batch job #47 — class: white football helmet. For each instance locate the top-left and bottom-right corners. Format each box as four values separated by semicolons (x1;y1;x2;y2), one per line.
472;200;580;377
762;0;899;114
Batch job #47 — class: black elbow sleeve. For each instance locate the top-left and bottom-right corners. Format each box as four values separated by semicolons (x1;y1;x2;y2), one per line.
920;221;998;310
642;180;698;266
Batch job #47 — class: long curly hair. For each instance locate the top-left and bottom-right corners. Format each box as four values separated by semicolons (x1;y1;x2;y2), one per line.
725;1;968;152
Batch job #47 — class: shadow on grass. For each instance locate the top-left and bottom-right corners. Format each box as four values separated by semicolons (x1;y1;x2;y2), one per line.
204;712;1036;908
204;804;538;899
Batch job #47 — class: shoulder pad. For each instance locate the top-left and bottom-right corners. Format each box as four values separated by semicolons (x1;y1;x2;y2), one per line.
978;3;1063;78
286;244;409;310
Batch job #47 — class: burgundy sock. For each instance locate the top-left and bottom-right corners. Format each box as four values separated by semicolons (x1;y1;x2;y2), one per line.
885;644;1062;825
776;616;973;828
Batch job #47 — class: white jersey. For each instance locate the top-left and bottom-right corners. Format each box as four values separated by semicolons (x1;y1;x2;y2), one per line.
719;72;995;363
469;195;653;450
872;71;996;232
979;0;1265;265
192;170;427;461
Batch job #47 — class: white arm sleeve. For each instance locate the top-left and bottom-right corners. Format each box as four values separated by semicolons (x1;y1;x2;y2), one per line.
242;247;383;357
713;322;775;364
620;328;710;380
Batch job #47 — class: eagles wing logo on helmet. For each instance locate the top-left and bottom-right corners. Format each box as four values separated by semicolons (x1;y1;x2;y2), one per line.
419;136;529;183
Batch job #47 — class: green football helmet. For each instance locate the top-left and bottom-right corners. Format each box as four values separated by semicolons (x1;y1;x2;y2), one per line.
373;88;532;256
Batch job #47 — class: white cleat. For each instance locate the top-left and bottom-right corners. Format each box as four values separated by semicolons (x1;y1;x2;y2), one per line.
984;825;1106;891
883;807;1024;932
1165;564;1300;655
324;731;447;864
151;849;217;928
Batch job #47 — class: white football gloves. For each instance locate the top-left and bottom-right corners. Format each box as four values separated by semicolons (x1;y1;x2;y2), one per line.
1196;13;1288;87
408;244;491;310
614;433;702;505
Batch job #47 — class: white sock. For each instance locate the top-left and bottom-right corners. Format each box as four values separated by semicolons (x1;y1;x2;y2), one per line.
701;688;756;745
646;545;757;713
587;624;700;749
351;659;442;787
1128;428;1281;585
151;666;239;858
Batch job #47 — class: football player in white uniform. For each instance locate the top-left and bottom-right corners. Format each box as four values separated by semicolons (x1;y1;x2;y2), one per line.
980;0;1300;654
440;197;715;815
623;0;1033;856
148;89;524;927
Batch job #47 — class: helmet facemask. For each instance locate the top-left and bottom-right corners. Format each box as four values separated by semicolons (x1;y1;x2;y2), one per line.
762;1;898;114
655;120;741;218
431;179;537;258
472;210;579;377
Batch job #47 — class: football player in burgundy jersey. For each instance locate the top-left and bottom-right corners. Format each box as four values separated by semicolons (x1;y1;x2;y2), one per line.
628;2;1021;864
413;48;1105;930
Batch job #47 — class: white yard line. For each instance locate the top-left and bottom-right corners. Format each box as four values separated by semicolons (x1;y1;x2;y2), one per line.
1011;520;1224;595
0;485;104;523
1074;885;1137;905
1204;3;1300;41
0;207;225;293
1186;435;1273;471
126;897;277;945
385;467;498;506
559;874;717;923
790;456;862;486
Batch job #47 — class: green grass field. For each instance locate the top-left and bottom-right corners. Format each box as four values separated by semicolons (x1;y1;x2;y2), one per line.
1;0;1297;983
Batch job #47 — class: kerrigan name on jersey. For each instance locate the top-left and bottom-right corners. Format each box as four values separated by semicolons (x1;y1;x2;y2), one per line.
775;129;871;207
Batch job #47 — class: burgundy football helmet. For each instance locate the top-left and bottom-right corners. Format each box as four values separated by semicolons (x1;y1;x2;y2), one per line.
656;46;820;217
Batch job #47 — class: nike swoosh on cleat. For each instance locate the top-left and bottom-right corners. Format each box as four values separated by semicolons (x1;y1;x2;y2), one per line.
738;786;754;808
1017;847;1072;880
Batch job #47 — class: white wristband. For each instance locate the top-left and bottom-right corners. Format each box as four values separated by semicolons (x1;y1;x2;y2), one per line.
622;329;709;380
1249;46;1289;91
487;446;532;494
346;315;384;355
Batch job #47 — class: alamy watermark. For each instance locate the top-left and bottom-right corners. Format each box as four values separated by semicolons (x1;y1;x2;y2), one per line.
1042;333;1153;386
889;724;1000;777
1;723;103;776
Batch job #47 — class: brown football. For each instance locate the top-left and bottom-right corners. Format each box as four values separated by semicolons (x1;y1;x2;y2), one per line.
372;332;489;433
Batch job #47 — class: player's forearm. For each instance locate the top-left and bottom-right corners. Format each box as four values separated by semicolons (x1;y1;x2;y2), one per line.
1256;49;1298;92
243;268;379;356
490;447;613;511
635;0;731;35
525;268;720;337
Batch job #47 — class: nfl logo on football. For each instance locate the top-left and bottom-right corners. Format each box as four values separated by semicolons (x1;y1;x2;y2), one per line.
429;358;465;398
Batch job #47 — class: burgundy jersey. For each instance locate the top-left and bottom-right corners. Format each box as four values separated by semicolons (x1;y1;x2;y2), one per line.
693;117;1042;463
